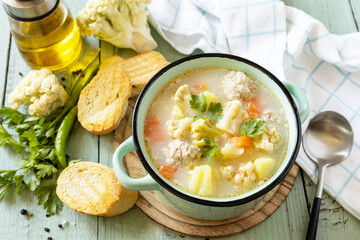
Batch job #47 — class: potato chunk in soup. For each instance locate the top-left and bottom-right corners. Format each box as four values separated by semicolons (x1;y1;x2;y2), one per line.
144;67;288;198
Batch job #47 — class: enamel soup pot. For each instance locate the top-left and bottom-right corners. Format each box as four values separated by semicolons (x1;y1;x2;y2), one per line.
113;53;309;220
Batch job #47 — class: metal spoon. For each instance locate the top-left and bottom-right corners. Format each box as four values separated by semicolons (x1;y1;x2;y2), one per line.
303;111;354;240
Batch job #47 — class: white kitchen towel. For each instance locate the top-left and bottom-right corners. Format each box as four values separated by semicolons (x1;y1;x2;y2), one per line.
147;0;360;219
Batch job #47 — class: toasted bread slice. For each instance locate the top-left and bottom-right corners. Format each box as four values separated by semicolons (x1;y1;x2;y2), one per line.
99;55;125;72
78;68;132;135
112;51;170;97
56;162;138;217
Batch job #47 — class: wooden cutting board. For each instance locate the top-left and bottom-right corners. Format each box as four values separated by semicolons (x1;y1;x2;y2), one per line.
113;97;299;238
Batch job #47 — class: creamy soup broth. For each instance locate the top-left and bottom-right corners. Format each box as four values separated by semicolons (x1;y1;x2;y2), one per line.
144;67;288;198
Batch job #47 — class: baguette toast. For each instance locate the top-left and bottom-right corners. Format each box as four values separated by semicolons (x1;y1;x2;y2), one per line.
77;68;132;135
100;51;170;97
56;162;138;217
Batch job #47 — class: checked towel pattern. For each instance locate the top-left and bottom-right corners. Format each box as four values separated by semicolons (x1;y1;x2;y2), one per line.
147;0;360;219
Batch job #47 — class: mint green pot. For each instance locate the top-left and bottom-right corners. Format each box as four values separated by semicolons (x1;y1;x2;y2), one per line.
113;54;309;220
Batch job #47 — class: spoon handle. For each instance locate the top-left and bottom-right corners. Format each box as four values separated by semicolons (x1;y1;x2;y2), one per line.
306;197;322;240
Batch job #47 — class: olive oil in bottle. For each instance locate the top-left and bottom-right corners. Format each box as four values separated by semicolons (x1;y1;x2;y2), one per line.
3;0;82;71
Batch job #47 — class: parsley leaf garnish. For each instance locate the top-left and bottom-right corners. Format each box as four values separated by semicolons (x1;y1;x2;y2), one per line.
241;119;267;138
208;102;223;122
189;94;207;112
190;95;223;122
201;136;217;165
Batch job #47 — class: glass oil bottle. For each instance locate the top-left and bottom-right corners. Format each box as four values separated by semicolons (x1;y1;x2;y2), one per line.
3;0;83;72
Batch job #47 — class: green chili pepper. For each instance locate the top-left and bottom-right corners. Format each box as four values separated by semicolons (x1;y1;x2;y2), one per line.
55;106;78;168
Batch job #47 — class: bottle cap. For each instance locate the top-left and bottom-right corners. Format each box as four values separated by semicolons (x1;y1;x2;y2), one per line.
2;0;59;21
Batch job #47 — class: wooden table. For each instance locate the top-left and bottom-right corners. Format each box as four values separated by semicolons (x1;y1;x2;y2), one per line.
0;1;359;239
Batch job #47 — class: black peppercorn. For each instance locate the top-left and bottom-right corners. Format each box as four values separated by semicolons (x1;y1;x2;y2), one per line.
20;209;27;215
58;224;63;228
61;77;65;81
19;72;23;77
46;213;51;218
47;237;53;240
44;227;50;232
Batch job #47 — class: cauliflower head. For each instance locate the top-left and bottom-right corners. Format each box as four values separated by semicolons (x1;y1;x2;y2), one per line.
76;0;157;53
216;100;249;135
8;69;69;116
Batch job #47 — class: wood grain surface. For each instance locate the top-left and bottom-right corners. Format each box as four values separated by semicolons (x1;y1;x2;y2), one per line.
0;0;359;239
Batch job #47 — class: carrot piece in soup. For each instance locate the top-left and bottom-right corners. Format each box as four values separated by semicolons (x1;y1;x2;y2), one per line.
144;116;164;141
248;101;260;119
193;83;208;91
159;165;176;179
228;136;254;149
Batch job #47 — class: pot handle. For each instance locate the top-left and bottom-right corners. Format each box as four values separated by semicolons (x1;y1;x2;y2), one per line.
113;136;160;191
283;81;310;123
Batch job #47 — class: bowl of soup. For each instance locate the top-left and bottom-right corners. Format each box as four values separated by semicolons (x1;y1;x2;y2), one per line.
113;53;309;220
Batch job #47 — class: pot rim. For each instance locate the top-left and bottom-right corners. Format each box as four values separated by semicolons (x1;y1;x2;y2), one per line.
132;53;301;207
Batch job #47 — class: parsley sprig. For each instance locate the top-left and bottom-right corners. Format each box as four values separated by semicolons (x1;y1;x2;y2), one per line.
201;136;217;165
241;119;267;138
0;108;63;214
189;94;223;122
0;51;99;215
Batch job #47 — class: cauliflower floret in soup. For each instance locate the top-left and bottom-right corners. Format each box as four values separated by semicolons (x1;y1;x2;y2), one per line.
171;84;196;119
254;127;281;151
220;166;235;180
216;100;249;135
221;71;256;102
191;118;218;146
234;162;257;187
165;117;192;139
163;139;201;167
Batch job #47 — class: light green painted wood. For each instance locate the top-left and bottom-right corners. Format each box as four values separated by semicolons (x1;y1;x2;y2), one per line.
303;173;360;240
284;172;310;239
283;0;358;34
